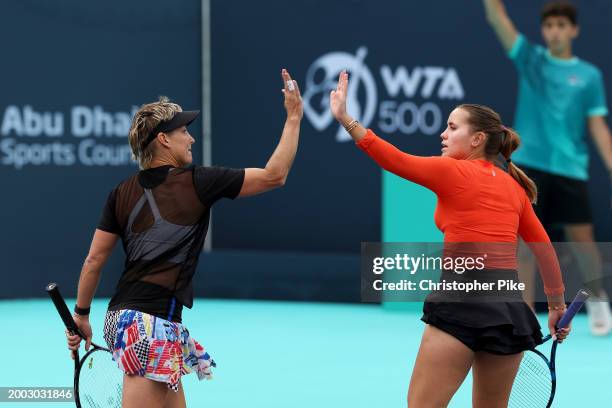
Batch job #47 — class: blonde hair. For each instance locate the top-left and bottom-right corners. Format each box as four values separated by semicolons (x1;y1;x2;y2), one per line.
128;96;183;169
458;103;538;203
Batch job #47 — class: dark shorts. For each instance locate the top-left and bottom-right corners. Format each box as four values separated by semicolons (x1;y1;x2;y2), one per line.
421;301;543;355
521;165;592;227
421;269;543;355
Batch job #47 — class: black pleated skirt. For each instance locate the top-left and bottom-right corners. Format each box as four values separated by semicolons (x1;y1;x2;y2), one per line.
420;269;544;355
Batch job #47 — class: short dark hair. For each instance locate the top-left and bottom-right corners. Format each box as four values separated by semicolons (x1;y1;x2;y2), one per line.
541;1;578;25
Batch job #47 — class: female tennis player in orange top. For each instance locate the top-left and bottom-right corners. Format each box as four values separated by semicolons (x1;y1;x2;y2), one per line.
330;71;570;407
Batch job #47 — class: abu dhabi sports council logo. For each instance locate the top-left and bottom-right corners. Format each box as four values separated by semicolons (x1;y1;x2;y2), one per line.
303;47;465;142
0;105;137;169
303;47;377;142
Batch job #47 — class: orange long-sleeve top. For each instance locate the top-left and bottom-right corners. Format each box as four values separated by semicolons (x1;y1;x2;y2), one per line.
357;129;564;295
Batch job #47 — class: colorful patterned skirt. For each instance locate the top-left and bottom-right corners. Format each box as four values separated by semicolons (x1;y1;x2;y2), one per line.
103;309;215;392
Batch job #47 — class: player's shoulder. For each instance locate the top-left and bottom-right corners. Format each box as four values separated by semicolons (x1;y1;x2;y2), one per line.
433;155;467;170
193;164;218;173
112;171;141;194
510;33;546;58
192;164;226;179
576;57;604;79
504;169;525;189
502;170;531;208
452;158;487;178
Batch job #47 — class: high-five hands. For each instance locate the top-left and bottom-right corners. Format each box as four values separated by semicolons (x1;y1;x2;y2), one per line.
329;71;366;142
281;69;303;121
330;70;349;123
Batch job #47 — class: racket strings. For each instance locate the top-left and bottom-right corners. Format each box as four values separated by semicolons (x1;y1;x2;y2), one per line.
509;352;553;408
78;350;123;408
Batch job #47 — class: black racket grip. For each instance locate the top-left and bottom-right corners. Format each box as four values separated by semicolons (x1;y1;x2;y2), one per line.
558;289;590;329
45;282;84;339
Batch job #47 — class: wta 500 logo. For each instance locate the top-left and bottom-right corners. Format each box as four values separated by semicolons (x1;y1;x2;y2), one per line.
302;47;464;142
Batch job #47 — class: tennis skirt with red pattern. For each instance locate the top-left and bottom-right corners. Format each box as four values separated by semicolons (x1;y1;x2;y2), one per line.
103;309;216;392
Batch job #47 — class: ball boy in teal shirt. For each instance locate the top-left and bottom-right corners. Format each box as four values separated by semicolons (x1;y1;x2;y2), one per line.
484;0;612;335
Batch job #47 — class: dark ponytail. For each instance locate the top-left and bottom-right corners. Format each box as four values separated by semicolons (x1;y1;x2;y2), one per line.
458;104;538;203
500;127;537;203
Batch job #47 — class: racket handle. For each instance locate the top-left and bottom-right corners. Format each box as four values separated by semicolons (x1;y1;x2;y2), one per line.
557;289;590;329
45;282;84;338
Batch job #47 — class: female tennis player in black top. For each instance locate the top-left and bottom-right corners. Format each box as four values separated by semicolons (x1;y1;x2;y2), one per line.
66;69;303;407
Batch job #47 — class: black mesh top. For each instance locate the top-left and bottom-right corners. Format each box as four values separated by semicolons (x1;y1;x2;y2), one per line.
98;165;244;322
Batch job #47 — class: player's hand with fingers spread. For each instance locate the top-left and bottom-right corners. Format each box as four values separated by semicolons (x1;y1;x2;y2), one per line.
281;69;303;122
66;314;93;359
330;70;349;124
548;307;570;343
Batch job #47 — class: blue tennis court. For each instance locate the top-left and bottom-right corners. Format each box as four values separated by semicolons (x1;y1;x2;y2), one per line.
0;298;609;407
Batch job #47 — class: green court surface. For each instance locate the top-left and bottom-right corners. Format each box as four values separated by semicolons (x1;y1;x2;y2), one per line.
0;299;609;407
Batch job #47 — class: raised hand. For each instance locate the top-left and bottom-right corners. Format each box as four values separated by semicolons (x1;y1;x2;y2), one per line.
281;69;303;121
329;71;349;123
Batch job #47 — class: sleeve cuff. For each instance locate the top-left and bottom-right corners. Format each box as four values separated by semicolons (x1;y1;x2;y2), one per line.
228;169;246;200
96;225;121;236
587;106;608;117
356;129;377;150
508;33;525;60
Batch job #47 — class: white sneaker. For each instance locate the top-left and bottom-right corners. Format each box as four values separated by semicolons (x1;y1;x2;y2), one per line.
585;290;612;336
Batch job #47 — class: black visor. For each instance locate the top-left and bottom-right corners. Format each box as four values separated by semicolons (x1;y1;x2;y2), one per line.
143;110;200;149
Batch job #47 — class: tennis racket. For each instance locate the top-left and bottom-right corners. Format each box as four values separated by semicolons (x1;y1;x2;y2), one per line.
46;282;123;408
508;289;590;408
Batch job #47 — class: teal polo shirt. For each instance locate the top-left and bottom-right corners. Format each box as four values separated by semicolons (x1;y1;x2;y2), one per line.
509;34;608;181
